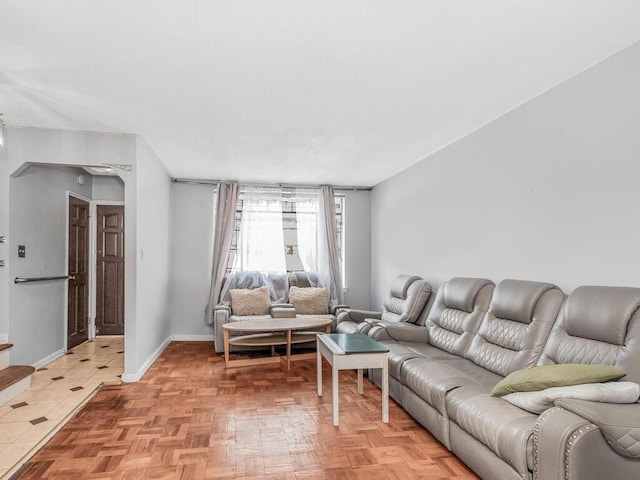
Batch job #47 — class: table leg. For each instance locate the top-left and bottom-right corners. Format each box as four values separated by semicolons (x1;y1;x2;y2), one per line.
286;329;292;370
223;329;230;368
357;369;363;394
332;362;339;426
382;358;389;423
317;339;322;397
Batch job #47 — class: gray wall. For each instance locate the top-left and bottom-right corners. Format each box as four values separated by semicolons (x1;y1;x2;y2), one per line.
169;182;215;338
371;41;640;308
9;165;92;365
93;175;124;201
168;185;372;337
339;189;371;310
124;141;172;377
0;144;9;336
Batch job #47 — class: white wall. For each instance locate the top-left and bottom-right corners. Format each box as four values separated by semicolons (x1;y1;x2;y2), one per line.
168;185;372;337
9;165;92;365
123;141;172;379
371;42;640;308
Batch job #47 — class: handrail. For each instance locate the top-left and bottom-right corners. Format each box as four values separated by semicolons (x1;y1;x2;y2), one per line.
14;275;75;284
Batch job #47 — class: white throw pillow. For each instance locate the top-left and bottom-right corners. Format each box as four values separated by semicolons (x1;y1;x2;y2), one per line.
502;382;640;414
289;286;329;315
229;286;271;316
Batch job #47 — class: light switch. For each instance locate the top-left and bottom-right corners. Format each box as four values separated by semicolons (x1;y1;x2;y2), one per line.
18;245;25;258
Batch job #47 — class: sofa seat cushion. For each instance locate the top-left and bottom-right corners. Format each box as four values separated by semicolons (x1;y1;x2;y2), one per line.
402;358;478;416
404;343;462;361
228;314;272;323
379;342;458;379
447;385;538;474
335;320;360;334
439;358;504;391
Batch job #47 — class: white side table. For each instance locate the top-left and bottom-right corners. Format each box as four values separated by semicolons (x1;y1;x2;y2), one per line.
317;333;389;426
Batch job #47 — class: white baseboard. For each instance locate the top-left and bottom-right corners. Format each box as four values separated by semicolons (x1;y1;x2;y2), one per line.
33;348;65;370
170;334;215;342
121;336;171;383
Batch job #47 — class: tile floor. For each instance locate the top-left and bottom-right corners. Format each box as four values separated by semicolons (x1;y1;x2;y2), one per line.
0;336;123;479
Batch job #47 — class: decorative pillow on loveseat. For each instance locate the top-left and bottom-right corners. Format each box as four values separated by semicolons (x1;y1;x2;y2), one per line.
229;286;271;316
491;363;626;397
289;286;328;315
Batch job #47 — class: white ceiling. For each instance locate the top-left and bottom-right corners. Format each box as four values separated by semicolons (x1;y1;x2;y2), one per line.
2;1;640;187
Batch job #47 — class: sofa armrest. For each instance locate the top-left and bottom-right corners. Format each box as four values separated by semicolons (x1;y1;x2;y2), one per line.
534;404;640;480
212;305;232;353
336;309;382;324
555;399;640;459
367;321;429;343
330;304;350;315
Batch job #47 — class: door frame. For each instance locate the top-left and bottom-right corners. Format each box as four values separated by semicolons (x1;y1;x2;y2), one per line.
65;192;92;351
66;195;126;347
91;200;125;338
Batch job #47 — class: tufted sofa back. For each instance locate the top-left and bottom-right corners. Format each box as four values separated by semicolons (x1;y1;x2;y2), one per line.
466;279;565;377
425;277;495;356
380;274;432;324
538;286;640;383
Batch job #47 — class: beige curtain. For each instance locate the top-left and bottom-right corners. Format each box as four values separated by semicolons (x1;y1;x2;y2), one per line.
321;185;344;305
205;181;239;324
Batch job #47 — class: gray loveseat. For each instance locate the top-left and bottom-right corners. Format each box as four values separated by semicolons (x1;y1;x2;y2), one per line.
365;277;640;480
211;271;347;353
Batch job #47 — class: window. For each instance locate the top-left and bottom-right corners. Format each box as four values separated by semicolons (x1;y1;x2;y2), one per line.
226;188;345;276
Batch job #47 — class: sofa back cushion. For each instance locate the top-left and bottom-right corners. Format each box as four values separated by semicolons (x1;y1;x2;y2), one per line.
538;286;640;383
467;279;564;377
380;274;432;323
425;277;494;356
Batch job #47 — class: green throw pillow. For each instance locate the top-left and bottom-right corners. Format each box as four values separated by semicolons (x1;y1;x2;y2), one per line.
491;364;626;397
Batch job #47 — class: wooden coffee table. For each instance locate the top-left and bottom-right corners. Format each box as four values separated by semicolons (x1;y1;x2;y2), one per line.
222;317;333;369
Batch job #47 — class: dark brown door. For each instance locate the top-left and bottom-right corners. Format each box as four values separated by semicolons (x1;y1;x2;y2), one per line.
68;196;89;349
96;205;125;335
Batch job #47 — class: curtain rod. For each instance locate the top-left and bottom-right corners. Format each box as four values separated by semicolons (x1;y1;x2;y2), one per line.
172;178;372;191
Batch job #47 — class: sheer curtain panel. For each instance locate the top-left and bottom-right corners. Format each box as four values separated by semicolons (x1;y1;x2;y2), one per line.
295;187;344;305
321;185;344;305
205;181;239;324
231;185;286;274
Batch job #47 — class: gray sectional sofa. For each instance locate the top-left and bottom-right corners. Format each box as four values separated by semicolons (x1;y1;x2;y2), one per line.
338;276;640;480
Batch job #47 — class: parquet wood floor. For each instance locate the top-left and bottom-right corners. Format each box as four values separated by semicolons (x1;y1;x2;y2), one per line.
14;342;478;479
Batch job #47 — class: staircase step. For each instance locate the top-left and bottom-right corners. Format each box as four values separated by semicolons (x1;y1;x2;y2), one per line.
0;343;13;353
0;365;36;391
